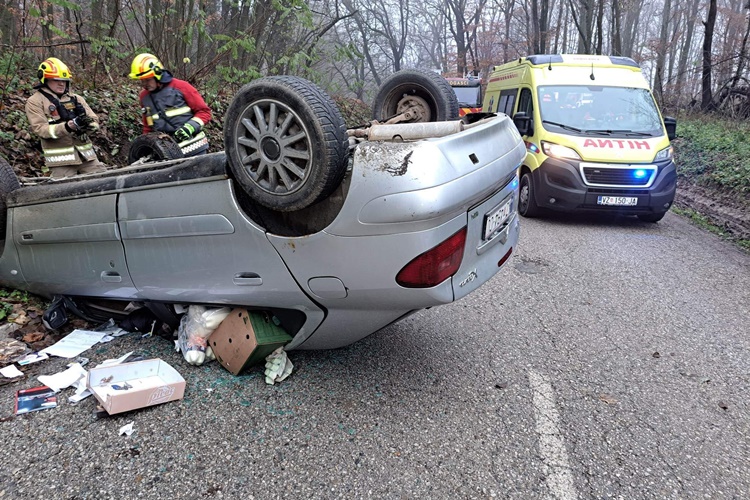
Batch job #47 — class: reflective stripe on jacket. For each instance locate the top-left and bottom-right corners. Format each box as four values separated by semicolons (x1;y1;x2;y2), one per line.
139;77;211;157
25;89;100;168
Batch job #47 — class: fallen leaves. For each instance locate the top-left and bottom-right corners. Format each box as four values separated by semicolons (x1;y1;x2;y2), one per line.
22;332;44;343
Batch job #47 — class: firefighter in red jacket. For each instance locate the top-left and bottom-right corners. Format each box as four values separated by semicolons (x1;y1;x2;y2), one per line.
25;57;105;177
129;53;212;157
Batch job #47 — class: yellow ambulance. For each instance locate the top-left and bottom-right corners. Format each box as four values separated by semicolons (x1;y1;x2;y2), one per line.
483;54;676;222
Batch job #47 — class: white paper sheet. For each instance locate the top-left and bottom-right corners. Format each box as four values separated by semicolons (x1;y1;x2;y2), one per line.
40;329;108;358
0;365;24;378
37;363;88;392
119;422;134;436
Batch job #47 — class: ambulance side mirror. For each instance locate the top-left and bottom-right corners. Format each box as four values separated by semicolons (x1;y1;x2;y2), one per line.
512;112;533;137
663;116;676;141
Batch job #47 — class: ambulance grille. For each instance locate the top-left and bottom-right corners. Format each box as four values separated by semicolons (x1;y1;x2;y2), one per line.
581;167;656;187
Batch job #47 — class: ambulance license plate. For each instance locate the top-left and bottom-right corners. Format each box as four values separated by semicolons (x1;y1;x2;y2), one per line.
597;196;638;206
483;198;512;240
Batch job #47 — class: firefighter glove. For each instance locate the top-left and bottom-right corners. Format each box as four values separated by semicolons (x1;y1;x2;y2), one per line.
174;123;196;142
73;114;93;130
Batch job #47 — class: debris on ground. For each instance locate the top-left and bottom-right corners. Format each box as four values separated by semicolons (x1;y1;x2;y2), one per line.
118;422;135;436
14;385;57;415
40;329;112;359
1;364;24;378
209;308;292;375
264;347;293;385
2;290;299;421
88;358;186;415
0;338;28;365
177;305;231;366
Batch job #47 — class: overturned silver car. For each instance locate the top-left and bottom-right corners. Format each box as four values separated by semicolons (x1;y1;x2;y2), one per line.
0;70;525;349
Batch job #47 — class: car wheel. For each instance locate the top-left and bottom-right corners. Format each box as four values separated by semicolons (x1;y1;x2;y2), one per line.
518;172;540;217
0;157;20;238
224;76;348;212
372;69;459;123
127;133;185;164
637;212;667;223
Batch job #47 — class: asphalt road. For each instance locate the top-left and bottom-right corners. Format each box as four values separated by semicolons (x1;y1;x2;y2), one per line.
1;211;748;499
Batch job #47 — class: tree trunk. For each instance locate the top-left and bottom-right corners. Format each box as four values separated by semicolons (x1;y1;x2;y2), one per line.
702;0;717;111
729;4;750;91
654;0;672;107
531;0;540;53
41;1;54;48
0;0;15;46
595;0;603;54
675;0;701;102
539;0;549;53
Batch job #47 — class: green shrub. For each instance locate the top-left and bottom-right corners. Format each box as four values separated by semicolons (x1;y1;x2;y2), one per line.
675;115;750;195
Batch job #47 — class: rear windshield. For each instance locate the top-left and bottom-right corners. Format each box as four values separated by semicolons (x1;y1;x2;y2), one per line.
451;86;482;107
537;85;664;137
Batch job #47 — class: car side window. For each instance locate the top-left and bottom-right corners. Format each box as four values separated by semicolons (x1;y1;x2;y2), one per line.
517;88;533;116
497;88;517;115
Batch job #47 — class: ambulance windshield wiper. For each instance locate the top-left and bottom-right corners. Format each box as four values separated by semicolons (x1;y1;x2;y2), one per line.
542;120;583;133
585;129;652;137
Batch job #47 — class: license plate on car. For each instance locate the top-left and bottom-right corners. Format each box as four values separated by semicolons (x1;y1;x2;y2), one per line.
597;196;638;206
483;198;513;240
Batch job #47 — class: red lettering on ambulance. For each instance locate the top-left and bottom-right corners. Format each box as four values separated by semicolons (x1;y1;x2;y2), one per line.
582;138;653;149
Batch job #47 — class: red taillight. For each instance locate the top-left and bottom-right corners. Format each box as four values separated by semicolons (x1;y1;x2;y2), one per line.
396;227;467;288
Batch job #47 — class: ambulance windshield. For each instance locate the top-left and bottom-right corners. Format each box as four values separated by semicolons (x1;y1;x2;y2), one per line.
538;85;663;137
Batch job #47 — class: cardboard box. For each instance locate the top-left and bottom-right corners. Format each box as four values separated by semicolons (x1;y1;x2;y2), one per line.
208;308;292;375
87;359;185;415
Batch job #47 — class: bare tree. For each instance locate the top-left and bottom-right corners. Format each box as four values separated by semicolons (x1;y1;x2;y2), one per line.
654;0;673;107
442;0;489;74
702;0;717;110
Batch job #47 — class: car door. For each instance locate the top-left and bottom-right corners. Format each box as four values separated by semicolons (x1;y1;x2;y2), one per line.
13;194;137;297
117;178;303;307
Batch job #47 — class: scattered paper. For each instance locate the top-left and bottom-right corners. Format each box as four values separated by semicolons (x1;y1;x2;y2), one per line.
119;422;134;436
264;347;293;385
37;363;88;393
67;357;89;368
97;351;134;367
41;329;108;359
17;352;49;366
1;365;24;378
69;383;92;403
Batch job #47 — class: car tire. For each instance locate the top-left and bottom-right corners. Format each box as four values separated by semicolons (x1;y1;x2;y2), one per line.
127;133;185;164
0;157;20;239
518;171;540;217
637;212;667;223
224;76;348;212
372;69;459;123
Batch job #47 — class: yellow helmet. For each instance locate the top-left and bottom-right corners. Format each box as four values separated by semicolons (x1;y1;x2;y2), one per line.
38;57;71;84
129;53;164;81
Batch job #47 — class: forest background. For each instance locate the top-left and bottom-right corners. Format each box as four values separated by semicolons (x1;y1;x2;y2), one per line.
0;0;748;246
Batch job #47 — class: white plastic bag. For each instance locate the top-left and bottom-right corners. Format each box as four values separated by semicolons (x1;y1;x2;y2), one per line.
264;347;293;385
177;305;231;365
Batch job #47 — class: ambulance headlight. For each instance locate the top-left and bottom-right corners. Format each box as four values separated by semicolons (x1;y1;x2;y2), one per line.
654;145;673;162
541;141;581;161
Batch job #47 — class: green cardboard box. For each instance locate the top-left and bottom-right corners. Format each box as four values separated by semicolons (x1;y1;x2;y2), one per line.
208;308;292;375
